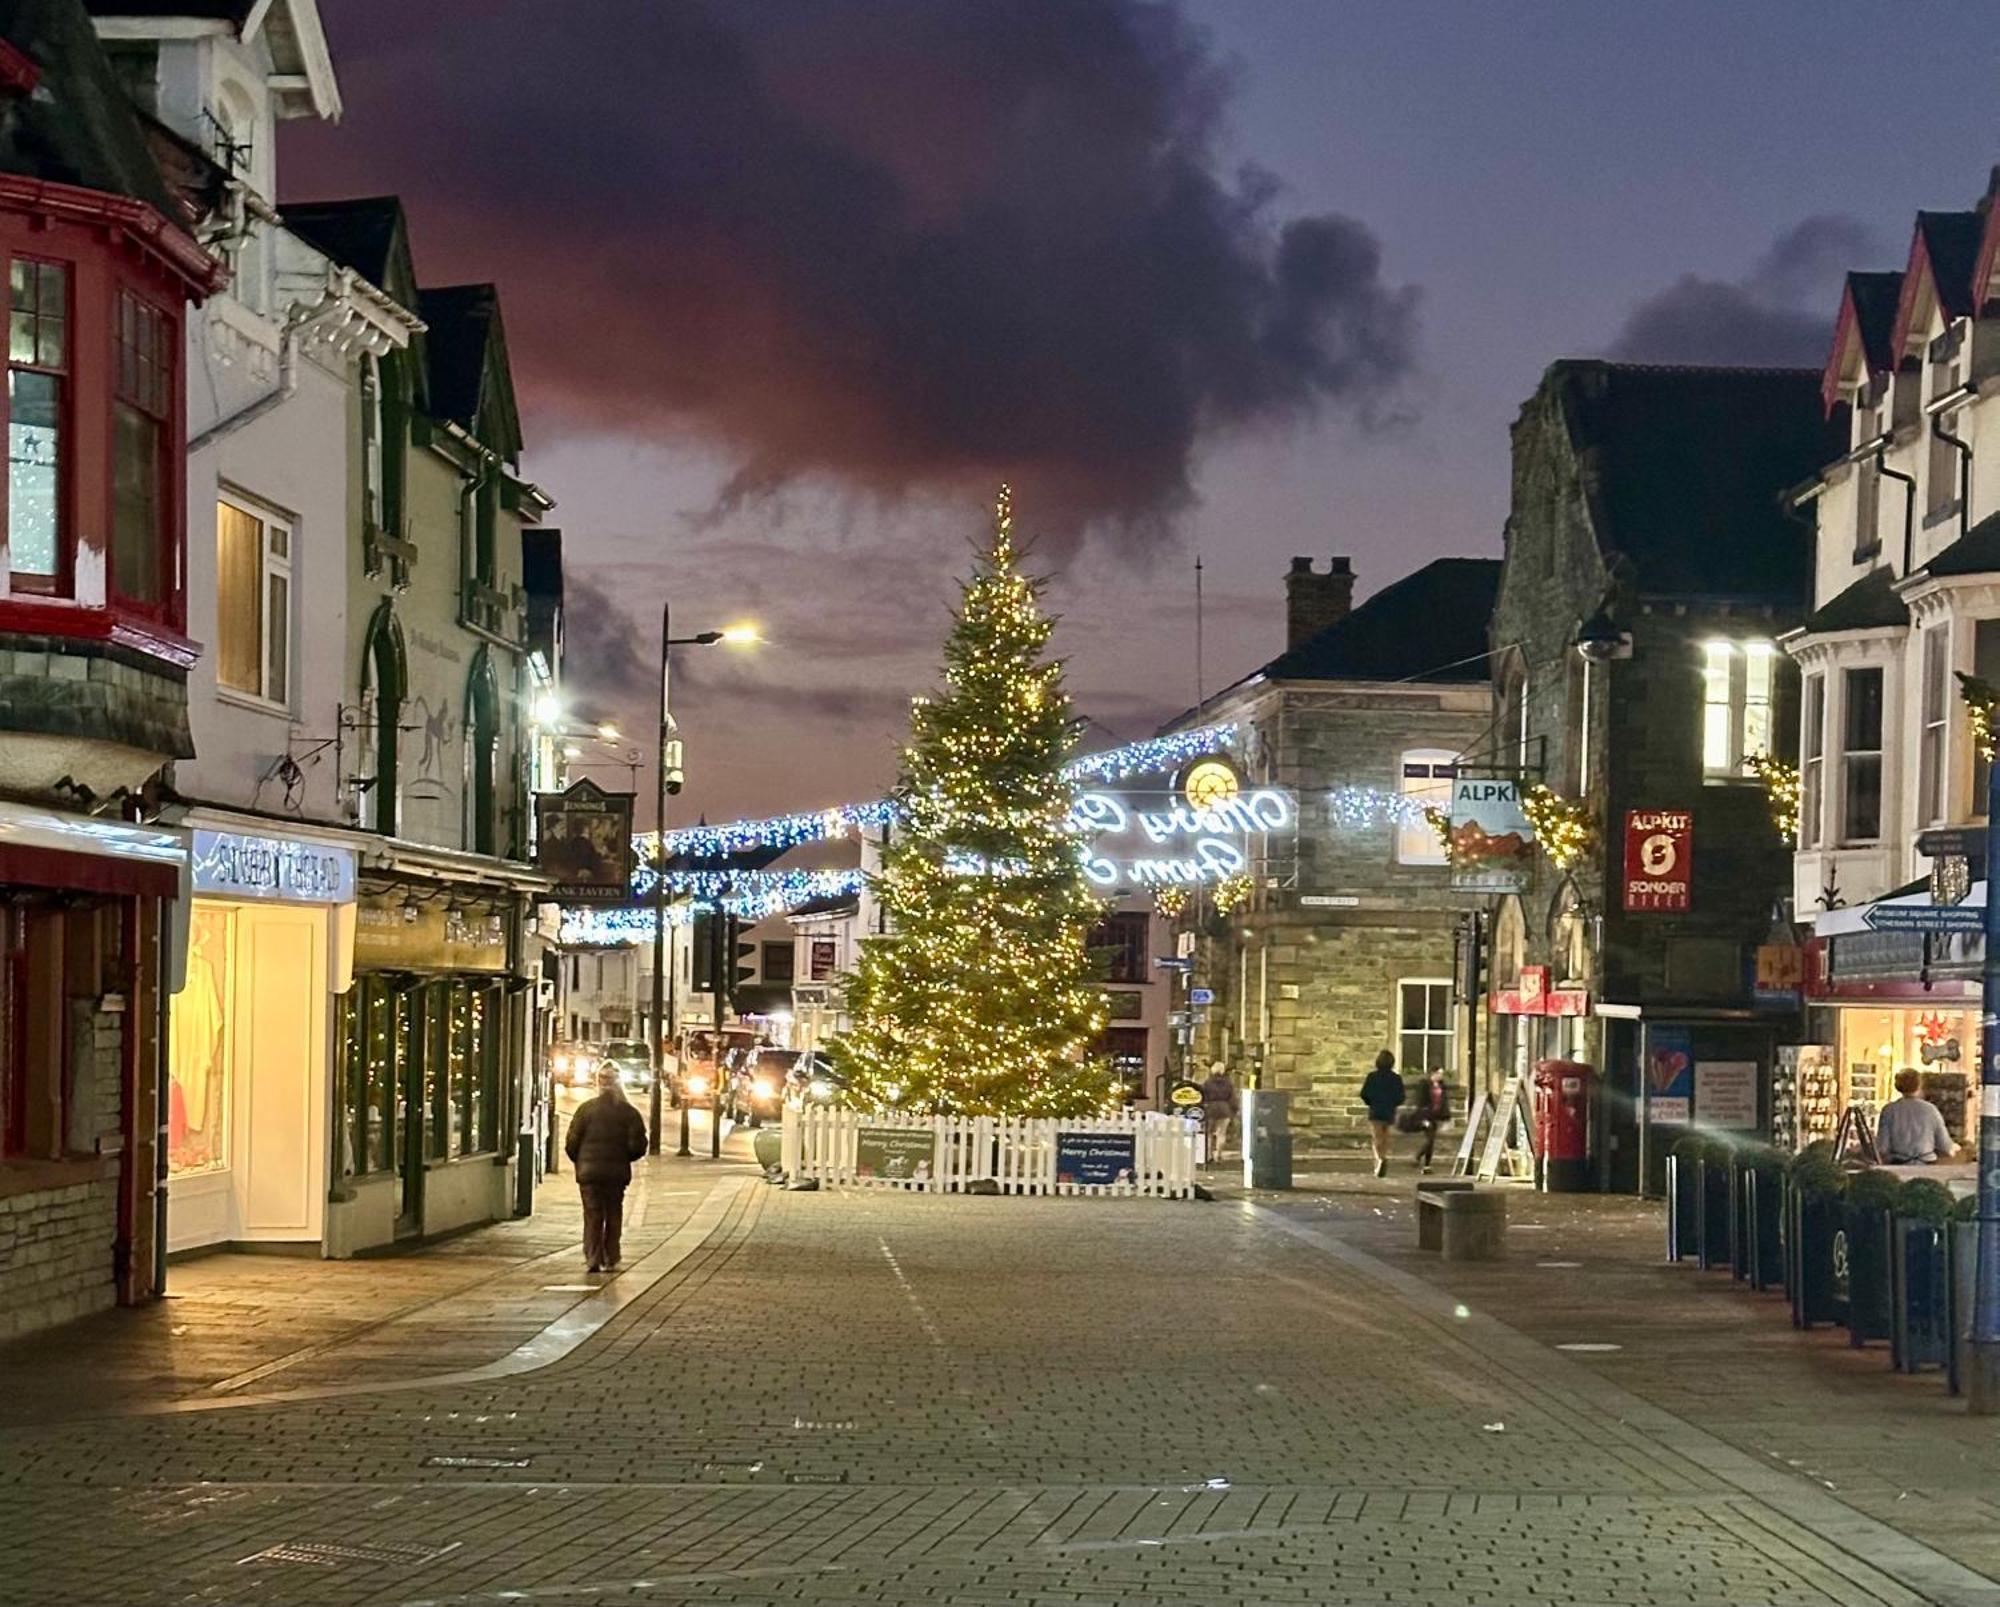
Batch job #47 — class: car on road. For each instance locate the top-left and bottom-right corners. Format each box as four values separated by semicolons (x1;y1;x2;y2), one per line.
726;1048;797;1126
598;1039;655;1094
549;1044;598;1090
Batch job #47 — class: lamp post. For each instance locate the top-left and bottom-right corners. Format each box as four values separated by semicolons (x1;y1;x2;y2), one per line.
649;607;758;1157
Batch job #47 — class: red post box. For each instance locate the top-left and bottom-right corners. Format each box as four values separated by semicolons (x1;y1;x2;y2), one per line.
1533;1059;1594;1193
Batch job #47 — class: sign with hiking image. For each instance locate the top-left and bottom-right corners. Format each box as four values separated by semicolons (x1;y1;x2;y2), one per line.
855;1126;935;1182
1447;776;1534;892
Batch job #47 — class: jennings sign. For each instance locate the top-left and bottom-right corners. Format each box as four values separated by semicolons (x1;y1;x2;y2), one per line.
535;779;636;903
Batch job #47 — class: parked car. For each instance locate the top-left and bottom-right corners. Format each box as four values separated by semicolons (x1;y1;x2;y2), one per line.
599;1039;655;1093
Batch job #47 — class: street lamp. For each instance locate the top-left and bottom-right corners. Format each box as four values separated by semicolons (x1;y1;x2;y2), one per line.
650;606;759;1157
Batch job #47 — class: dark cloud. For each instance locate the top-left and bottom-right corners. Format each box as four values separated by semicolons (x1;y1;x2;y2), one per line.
559;569;655;713
284;0;1419;542
1606;215;1879;368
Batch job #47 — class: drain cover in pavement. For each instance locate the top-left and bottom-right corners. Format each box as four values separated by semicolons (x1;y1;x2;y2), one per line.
240;1540;460;1569
1555;1342;1623;1353
422;1454;533;1469
541;1284;598;1292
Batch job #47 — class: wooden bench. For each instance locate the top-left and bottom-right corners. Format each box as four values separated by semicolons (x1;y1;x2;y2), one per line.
1416;1182;1507;1260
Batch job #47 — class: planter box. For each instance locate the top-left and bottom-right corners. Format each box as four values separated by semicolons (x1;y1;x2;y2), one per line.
1742;1167;1785;1292
1842;1203;1894;1349
1786;1181;1847;1330
1891;1218;1952;1373
1949;1218;1978;1396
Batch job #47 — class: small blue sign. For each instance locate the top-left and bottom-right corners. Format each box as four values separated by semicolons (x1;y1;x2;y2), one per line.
1055;1130;1137;1187
1189;987;1215;1006
1863;904;1983;933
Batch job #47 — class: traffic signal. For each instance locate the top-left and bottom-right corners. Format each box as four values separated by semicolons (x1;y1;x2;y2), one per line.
662;736;684;796
732;917;756;1014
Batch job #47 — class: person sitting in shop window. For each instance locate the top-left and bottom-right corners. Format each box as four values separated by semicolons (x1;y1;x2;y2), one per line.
1874;1069;1959;1166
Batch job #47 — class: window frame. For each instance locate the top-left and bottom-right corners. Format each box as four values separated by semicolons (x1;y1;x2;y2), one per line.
1840;664;1886;845
214;492;293;711
1090;910;1151;985
1394;749;1456;866
1701;639;1776;782
1918;626;1949;827
6;255;71;596
761;940;796;986
1800;672;1825;849
1395;978;1454;1082
109;286;176;616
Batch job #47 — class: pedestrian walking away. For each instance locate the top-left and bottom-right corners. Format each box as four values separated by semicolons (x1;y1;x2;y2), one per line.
1400;1066;1451;1173
1200;1061;1238;1164
1361;1049;1405;1178
1875;1068;1959;1165
565;1066;650;1271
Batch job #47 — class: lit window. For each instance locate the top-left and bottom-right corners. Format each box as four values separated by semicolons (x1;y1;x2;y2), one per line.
216;498;291;706
1702;640;1776;780
8;258;66;587
1396;750;1456;865
112;290;173;605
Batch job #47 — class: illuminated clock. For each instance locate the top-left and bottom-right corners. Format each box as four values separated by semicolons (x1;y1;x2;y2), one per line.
1181;759;1241;810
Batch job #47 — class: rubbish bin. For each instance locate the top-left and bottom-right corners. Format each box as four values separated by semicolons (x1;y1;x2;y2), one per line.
1532;1060;1594;1193
1242;1088;1292;1191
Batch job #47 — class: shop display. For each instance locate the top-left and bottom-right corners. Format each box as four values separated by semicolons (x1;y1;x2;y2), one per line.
1791;1045;1837;1149
1920;1070;1971;1147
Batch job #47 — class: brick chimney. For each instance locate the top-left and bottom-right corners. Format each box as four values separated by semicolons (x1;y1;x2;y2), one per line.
1285;556;1354;649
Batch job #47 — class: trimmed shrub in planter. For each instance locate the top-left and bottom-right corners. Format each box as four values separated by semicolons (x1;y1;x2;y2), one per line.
1786;1147;1847;1329
1891;1178;1955;1373
1841;1168;1901;1349
1736;1145;1787;1292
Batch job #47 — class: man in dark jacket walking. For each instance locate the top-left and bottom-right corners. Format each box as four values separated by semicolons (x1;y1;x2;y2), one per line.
1360;1049;1405;1179
565;1067;649;1271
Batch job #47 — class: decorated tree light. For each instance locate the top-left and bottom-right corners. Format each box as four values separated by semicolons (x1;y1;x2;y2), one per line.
830;488;1110;1116
1742;752;1801;841
1521;784;1591;871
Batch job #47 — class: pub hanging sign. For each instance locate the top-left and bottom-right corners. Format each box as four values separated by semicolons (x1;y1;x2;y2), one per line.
534;779;636;903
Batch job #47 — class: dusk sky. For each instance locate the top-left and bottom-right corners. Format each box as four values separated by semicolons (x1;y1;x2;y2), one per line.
283;1;2000;826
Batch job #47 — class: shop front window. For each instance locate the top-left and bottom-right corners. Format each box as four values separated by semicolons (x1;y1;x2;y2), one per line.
337;976;398;1178
167;907;232;1177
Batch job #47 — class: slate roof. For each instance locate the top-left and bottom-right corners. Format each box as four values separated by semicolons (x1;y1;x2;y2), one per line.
1924;509;2000;578
282;196;405;291
1799;567;1908;634
0;0;177;216
1549;361;1834;601
1257;557;1501;685
418;284;497;428
1846;272;1904;375
1917;210;1984;319
80;1;256;19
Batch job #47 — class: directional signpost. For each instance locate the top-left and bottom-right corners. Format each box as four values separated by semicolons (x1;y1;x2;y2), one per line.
1863;903;1983;934
1189;987;1215;1007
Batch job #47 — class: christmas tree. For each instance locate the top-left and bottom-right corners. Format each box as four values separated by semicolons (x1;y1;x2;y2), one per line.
832;488;1110;1115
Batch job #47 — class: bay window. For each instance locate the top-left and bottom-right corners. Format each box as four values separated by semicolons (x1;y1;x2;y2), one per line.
216;497;291;706
1919;627;1948;826
112;289;172;607
1841;666;1884;843
1800;674;1825;848
7;257;65;588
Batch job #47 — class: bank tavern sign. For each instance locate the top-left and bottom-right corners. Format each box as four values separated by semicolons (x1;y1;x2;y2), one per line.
1071;788;1295;888
191;829;356;905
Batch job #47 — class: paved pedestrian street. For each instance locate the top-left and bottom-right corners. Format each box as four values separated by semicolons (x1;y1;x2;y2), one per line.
3;1158;1999;1607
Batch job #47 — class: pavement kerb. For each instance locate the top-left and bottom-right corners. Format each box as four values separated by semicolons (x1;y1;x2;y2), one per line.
114;1173;757;1420
1249;1201;2000;1607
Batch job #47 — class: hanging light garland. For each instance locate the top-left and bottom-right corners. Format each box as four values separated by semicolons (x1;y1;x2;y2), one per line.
1960;672;1999;762
1521;784;1590;871
1211;873;1254;914
1742;752;1801;841
1152;885;1189;918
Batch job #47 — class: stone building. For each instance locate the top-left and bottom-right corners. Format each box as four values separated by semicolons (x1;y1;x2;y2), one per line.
0;0;225;1336
1179;556;1501;1150
1487;361;1837;1191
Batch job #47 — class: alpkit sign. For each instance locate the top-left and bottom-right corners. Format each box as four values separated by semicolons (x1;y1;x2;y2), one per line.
1446;777;1533;893
1623;810;1692;912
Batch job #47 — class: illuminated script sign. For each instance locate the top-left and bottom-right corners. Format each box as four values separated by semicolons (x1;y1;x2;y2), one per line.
1071;788;1294;889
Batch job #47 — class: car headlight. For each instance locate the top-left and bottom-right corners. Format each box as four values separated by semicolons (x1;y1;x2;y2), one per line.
752;1078;776;1099
553;1053;570;1073
808;1078;832;1099
686;1074;709;1096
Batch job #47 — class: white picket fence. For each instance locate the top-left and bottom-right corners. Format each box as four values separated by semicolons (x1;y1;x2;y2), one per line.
781;1104;1197;1198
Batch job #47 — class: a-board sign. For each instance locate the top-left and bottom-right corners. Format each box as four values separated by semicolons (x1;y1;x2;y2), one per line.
1167;1081;1205;1110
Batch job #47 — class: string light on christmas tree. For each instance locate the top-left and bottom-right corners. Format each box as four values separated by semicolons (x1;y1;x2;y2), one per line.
1521;784;1591;870
1742;752;1801;840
